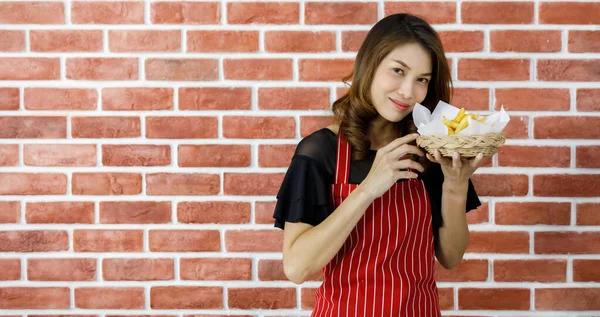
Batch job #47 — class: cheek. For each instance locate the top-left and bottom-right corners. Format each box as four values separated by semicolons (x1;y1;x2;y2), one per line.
416;85;429;102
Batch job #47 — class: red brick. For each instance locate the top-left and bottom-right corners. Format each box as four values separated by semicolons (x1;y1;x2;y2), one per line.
440;31;484;52
494;260;566;282
24;144;96;167
255;201;277;225
265;31;335;53
225;230;283;252
569;31;600;53
258;87;330;110
0;173;67;195
495;88;569;111
179;87;251;110
180;258;251;280
0;230;68;252
301;116;336;137
470;174;528;196
458;59;529;81
536;288;600;310
0;58;59;80
299;59;354;81
102;87;172;111
462;2;533;24
258;259;286;281
301;288;316;309
384;2;456;24
146;173;220;196
145;58;218;81
467;202;489;224
0;145;18;166
188;31;258;52
0;201;20;223
438;288;454;310
228;288;296;309
227;2;298;24
178;145;250;167
458;288;530;310
503;115;529;139
259;144;296;167
577;89;600;111
0;2;64;24
577;203;600;226
25;88;97;110
491;30;561;52
102;145;170;166
151;2;220;24
535;231;600;254
341;30;367;52
539;59;600;82
146;116;217;139
0;259;20;280
0;116;66;138
451;88;489;111
224;173;285;196
103;258;174;281
100;201;171;224
26;202;94;224
223;116;295;139
72;173;141;195
540;2;600;24
75;287;144;309
0;30;24;51
109;30;180;52
74;230;143;252
28;258;96;281
0;287;69;309
72;1;144;24
177;202;250;224
497;145;570;167
224;59;292;80
67;58;138;80
534;174;600;197
151;286;223;309
149;230;220;252
30;30;102;52
0;87;19;110
435;260;488;282
466;231;529;254
573;260;600;282
495;202;571;225
305;2;377;25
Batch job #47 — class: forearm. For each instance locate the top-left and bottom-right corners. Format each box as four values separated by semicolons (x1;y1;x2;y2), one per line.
436;181;470;269
285;186;373;283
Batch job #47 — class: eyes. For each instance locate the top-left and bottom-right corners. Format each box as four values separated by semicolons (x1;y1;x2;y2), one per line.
393;68;430;84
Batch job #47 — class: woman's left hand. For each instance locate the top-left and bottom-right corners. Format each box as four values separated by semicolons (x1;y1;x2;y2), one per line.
426;150;487;186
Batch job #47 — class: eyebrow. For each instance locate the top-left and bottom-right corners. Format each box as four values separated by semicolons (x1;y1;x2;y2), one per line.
392;59;432;76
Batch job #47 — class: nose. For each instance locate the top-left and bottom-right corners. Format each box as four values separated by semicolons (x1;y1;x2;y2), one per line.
397;79;413;100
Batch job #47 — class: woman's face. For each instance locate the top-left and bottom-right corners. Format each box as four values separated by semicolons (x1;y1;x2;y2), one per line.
369;42;433;123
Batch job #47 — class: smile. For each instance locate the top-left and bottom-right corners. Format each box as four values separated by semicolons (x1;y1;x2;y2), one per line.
390;98;410;111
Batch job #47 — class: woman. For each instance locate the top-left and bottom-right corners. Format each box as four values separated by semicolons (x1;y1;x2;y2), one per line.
273;13;484;316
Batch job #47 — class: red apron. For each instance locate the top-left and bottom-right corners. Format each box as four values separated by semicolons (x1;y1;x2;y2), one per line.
311;132;441;317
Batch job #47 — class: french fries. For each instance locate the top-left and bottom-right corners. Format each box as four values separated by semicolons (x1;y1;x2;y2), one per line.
442;107;486;135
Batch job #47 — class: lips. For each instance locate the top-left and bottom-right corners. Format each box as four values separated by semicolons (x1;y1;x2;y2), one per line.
390;98;410;111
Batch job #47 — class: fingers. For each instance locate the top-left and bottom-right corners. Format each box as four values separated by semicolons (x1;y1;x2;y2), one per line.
379;133;419;154
391;159;425;173
452;152;462;168
471;153;485;169
394;170;419;180
388;144;425;160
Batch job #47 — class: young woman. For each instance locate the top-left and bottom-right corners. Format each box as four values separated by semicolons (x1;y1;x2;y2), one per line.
273;13;484;316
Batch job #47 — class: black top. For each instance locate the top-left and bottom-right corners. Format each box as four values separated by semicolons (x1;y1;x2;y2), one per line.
272;128;481;244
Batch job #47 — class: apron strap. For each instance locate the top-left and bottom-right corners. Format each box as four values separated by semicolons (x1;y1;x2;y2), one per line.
334;131;351;184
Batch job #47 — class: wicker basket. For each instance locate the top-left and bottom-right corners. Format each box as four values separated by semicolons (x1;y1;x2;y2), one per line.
416;132;506;158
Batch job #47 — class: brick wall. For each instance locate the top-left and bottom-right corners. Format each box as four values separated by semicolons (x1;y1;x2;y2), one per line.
0;0;599;315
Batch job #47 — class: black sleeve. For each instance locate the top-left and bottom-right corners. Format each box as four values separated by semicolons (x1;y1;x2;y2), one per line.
423;164;481;242
272;131;334;230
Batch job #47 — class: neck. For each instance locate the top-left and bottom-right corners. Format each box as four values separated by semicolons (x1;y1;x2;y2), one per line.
367;116;398;151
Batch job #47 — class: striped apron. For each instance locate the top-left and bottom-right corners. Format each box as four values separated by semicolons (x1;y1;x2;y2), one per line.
311;132;441;317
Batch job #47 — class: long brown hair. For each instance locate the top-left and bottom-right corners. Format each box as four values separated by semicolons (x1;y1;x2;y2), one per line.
332;13;452;162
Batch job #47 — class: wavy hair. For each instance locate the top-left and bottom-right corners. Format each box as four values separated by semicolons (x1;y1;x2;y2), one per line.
332;13;452;162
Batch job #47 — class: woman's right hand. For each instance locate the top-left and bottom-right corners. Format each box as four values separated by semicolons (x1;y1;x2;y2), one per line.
358;133;425;201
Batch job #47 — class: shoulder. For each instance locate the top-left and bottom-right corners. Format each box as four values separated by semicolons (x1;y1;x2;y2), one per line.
295;126;337;158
